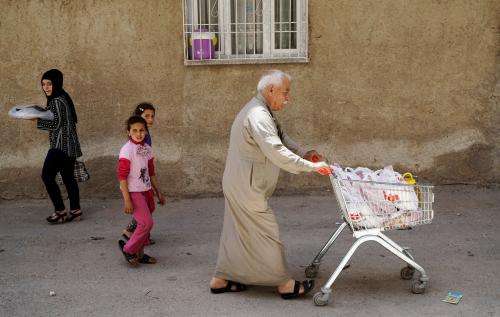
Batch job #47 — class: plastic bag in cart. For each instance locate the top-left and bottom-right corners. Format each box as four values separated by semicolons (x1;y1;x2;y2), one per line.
383;210;424;229
334;168;382;229
352;166;374;180
334;165;424;230
363;166;419;212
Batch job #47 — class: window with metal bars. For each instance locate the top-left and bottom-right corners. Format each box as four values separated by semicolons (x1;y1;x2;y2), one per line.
183;0;308;65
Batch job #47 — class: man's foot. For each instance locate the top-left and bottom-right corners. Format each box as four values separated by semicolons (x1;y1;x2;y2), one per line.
210;277;247;294
278;279;314;299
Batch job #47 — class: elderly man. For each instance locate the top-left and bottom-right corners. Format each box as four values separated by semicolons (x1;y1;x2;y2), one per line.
209;70;331;299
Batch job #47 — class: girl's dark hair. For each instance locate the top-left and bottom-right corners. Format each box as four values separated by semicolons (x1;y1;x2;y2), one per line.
133;102;156;116
126;116;148;131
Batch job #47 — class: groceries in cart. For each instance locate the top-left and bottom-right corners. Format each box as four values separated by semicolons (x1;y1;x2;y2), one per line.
308;166;434;306
333;165;422;230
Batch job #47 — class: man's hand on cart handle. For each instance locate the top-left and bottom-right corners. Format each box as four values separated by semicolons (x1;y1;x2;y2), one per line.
307;151;334;175
304;150;325;162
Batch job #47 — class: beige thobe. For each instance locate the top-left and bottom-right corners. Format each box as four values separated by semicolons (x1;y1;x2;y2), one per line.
214;94;315;286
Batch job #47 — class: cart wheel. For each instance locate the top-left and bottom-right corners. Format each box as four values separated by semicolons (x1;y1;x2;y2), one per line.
305;264;319;278
313;291;330;306
410;279;427;294
400;266;415;280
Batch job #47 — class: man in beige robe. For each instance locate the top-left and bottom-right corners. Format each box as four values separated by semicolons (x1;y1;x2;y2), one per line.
210;70;331;299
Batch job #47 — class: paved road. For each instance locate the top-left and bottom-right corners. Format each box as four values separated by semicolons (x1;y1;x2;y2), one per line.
1;185;499;316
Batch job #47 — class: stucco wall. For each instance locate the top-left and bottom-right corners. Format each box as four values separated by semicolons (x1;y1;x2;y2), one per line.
0;0;498;199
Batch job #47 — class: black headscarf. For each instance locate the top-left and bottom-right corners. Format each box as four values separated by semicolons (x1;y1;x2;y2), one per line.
41;69;78;123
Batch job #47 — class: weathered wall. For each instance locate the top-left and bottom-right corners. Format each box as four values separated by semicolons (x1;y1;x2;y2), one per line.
0;0;498;199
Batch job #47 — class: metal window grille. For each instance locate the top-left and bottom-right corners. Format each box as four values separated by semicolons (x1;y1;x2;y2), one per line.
183;0;308;65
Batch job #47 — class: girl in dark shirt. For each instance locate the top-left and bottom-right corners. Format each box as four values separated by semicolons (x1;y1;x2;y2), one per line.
37;69;83;224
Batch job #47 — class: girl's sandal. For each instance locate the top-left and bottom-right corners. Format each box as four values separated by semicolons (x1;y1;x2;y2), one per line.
46;210;67;224
138;254;157;264
66;209;82;222
118;240;139;267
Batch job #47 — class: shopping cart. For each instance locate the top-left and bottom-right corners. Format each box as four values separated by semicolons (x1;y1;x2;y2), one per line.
306;170;434;306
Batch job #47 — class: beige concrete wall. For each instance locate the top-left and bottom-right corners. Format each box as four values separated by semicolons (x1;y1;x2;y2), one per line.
0;0;498;199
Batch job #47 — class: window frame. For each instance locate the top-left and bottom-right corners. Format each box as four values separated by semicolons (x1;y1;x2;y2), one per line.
183;0;309;65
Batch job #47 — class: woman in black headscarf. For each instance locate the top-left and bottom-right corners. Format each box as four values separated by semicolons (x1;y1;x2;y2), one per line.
37;69;83;223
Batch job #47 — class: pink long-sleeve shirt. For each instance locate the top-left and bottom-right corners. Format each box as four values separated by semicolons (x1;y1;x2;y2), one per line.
117;139;155;192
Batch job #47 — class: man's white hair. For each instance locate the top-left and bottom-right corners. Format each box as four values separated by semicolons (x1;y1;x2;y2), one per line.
257;70;292;94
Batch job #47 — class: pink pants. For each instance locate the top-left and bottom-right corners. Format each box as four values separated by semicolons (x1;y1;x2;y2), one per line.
123;191;155;254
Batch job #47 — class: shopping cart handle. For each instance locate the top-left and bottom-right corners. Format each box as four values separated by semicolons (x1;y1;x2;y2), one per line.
310;155;334;175
319;167;333;175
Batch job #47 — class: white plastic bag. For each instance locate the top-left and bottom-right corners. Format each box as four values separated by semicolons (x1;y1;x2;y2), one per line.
358;180;400;217
353;167;374;180
8;104;54;120
359;166;418;211
372;166;419;211
335;168;381;229
335;165;422;229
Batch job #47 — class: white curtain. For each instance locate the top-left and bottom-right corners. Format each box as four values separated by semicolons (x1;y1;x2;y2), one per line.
275;0;296;49
185;0;219;32
231;0;263;55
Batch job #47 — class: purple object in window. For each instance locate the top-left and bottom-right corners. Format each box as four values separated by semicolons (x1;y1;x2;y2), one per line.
191;29;215;60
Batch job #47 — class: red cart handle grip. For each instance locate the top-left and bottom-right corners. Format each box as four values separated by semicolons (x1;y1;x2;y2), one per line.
310;154;333;175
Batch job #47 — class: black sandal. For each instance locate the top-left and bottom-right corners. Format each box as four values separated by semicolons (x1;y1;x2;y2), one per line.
138;254;157;264
210;280;248;294
65;209;82;222
46;210;67;224
280;280;315;300
118;240;139;267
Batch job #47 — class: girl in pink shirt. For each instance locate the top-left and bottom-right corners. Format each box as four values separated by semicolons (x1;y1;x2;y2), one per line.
122;103;157;242
117;116;165;266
